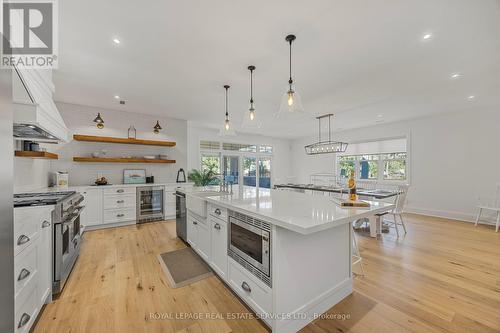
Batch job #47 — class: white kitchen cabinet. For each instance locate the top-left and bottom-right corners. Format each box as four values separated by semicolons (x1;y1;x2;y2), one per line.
196;219;210;261
164;186;176;218
186;213;198;248
38;217;52;305
81;188;103;226
209;215;228;280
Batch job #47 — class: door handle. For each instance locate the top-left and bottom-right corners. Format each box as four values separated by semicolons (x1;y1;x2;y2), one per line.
17;268;31;281
18;313;31;328
42;220;51;228
215;208;221;215
116;200;124;204
17;235;30;246
214;223;221;230
193;221;198;225
117;213;125;218
117;189;124;193
241;281;251;293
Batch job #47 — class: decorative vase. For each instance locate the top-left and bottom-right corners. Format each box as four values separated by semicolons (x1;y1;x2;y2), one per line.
128;126;136;139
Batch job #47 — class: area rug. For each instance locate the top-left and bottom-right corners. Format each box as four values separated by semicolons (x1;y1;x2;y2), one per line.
157;247;213;288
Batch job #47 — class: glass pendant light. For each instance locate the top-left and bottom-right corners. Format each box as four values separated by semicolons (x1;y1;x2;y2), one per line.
93;112;104;129
241;65;262;129
277;34;305;117
153;120;162;134
219;85;236;136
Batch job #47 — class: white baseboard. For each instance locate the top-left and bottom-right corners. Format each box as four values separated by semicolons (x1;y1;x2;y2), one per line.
273;278;353;333
84;220;136;231
405;206;497;226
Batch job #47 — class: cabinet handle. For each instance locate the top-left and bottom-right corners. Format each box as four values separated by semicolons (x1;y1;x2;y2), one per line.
241;281;251;293
116;200;124;204
42;220;51;228
18;313;31;328
117;214;125;218
17;235;30;246
17;268;31;281
117;189;124;193
214;223;221;230
215;208;221;215
193;221;198;225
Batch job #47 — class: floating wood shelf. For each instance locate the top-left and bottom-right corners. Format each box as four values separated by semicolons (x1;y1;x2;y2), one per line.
73;135;176;147
73;157;176;164
15;151;59;159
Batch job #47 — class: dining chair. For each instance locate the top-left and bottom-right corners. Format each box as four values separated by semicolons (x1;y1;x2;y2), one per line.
385;184;410;237
351;227;365;277
475;184;500;232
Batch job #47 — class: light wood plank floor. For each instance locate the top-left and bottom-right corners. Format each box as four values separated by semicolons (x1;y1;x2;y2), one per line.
34;214;500;333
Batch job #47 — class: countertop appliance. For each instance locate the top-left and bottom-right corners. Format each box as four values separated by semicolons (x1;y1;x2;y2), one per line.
137;186;164;223
175;190;187;242
228;210;271;287
14;191;85;295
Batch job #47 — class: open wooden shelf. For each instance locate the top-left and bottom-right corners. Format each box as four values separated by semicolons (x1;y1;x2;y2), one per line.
15;151;59;159
73;134;176;147
73;157;176;164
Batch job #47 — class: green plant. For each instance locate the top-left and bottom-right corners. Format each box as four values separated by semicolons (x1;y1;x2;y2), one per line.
187;167;219;186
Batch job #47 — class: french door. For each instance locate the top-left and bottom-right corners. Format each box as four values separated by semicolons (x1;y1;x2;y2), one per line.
217;154;271;189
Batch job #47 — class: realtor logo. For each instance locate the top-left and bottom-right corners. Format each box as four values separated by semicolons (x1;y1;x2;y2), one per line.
1;0;58;68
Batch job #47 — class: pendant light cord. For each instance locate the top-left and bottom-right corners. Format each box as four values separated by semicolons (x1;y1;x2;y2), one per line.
289;40;293;85
225;87;228;119
250;69;253;103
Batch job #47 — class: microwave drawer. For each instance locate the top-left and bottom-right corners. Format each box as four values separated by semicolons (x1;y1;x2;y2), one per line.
103;208;136;223
103;187;136;196
228;259;272;315
103;194;136;210
208;204;227;221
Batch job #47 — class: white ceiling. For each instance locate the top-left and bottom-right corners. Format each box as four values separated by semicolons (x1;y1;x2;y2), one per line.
54;0;500;138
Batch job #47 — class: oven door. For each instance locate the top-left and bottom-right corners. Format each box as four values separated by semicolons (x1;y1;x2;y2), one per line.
229;216;270;276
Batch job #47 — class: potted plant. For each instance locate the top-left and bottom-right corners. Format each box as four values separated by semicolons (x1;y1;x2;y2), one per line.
187;167;219;187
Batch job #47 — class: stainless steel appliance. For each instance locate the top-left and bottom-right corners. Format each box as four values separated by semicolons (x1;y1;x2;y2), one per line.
137;186;164;223
175;190;187;242
228;210;271;286
14;191;85;295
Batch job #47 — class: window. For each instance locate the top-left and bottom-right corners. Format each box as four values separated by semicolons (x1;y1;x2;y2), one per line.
259;145;273;154
242;157;257;187
338;156;355;179
258;157;272;188
383;153;406;180
200;140;220;150
222;143;257;152
359;154;378;180
201;154;220;174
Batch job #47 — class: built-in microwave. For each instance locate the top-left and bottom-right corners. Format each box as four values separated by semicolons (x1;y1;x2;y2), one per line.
228;210;271;284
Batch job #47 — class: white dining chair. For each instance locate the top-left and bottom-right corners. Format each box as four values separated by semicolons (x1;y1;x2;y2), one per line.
351;227;365;277
385;184;409;237
475;184;500;232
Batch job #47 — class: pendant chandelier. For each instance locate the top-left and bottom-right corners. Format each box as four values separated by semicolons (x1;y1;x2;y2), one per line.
304;114;348;155
277;34;305;117
241;65;262;129
219;85;236;136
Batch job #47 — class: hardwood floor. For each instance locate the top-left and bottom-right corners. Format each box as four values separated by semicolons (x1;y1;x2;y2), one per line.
34;214;500;333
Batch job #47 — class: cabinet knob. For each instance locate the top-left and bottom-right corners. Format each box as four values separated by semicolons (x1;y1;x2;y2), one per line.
17;235;30;246
42;220;51;228
116;200;124;204
214;223;221;230
215;208;221;215
17;268;31;281
193;221;198;225
241;281;251;293
18;313;31;328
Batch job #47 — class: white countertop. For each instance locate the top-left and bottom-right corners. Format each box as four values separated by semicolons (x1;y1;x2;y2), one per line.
18;182;193;194
198;186;395;235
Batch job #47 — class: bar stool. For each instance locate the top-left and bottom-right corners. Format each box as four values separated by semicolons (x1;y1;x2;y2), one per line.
351;227;365;277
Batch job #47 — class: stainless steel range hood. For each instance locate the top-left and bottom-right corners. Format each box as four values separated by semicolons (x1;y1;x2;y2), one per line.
12;66;68;142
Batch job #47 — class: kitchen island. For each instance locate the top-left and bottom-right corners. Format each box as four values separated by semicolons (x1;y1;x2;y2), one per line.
185;186;394;333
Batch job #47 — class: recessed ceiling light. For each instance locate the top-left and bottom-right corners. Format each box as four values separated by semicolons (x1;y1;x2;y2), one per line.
422;33;433;41
467;95;476;100
112;38;121;44
450;73;462;79
114;95;120;99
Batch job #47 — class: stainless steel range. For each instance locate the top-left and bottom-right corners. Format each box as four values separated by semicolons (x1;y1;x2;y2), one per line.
14;191;85;295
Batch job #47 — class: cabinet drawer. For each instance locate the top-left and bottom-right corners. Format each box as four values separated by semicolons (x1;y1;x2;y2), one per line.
103;187;136;195
14;207;50;256
103;194;136;210
15;282;38;333
228;259;272;314
208;204;227;221
103;208;136;224
14;240;39;299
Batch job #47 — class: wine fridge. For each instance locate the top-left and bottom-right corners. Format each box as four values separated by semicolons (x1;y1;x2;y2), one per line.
137;186;164;223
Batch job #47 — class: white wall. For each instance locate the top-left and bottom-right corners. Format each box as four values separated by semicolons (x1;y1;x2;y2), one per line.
187;124;293;185
290;109;500;223
48;103;188;186
13;140;53;192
